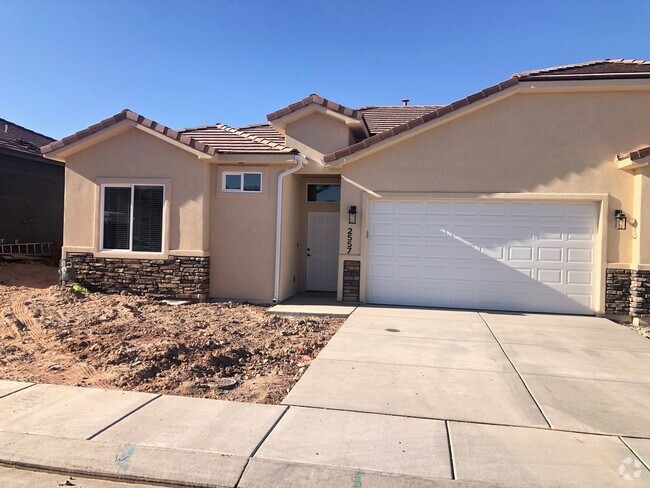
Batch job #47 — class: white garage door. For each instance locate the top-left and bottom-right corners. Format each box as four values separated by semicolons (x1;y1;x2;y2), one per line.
366;200;599;314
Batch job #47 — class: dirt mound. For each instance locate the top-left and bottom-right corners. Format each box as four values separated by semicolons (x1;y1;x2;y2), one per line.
0;262;342;403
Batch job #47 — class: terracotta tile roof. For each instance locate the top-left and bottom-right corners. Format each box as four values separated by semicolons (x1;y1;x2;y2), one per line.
180;123;296;154
618;145;650;161
237;123;285;145
267;93;362;122
323;78;520;163
42;109;218;157
358;106;442;135
0;118;54;156
516;59;650;79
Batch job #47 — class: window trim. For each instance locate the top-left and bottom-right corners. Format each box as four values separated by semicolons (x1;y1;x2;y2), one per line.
306;183;341;203
222;172;263;193
99;183;166;253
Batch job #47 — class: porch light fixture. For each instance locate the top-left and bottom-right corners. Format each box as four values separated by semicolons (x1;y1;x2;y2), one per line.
614;209;627;231
348;206;358;224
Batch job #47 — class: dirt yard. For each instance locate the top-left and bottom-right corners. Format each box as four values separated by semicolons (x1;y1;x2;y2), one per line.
0;262;343;404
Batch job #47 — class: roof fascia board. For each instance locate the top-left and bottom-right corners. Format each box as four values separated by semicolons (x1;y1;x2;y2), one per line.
43;120;219;162
328;85;523;167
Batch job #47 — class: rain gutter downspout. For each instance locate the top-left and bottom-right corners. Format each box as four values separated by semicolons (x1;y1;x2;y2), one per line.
273;154;307;302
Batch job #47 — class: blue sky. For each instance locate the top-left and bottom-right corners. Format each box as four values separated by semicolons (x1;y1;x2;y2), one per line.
2;1;650;139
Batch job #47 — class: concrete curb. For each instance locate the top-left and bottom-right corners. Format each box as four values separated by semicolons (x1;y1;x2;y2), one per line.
0;431;247;487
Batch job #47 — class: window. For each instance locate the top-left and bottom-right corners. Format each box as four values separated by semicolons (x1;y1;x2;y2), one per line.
102;185;164;252
223;172;262;193
307;184;340;203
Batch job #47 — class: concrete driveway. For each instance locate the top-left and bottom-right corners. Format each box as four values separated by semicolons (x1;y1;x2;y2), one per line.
280;306;650;486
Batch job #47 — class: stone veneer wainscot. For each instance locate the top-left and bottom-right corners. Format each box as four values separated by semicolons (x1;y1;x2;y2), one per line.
343;260;361;302
606;268;649;317
66;252;209;300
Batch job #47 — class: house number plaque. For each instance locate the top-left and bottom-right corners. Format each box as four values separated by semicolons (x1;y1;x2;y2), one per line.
346;227;353;254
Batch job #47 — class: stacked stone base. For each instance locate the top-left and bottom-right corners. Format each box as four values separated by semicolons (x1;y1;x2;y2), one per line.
343;260;360;302
66;252;209;301
606;268;649;317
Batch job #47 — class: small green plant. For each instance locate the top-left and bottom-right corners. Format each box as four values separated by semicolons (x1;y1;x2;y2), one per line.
72;284;88;294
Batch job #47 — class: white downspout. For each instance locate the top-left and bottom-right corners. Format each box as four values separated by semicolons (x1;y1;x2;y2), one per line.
273;154;307;302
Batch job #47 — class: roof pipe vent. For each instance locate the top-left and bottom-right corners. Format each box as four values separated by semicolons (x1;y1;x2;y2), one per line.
402;98;410;107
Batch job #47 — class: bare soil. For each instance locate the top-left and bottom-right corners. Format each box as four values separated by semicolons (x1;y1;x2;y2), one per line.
0;262;343;404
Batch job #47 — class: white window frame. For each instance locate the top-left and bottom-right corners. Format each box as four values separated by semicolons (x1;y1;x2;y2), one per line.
222;172;263;193
99;183;166;253
306;183;341;203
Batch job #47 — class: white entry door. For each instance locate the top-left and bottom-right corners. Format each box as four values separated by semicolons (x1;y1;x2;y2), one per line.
306;212;340;291
366;200;599;314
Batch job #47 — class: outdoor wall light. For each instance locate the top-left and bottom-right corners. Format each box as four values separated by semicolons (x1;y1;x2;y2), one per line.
614;209;627;231
348;205;358;224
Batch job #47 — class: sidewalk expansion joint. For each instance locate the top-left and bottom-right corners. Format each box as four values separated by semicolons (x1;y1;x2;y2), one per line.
280;402;633;439
0;383;35;400
234;405;290;487
445;420;456;480
619;436;650;471
86;394;162;440
478;312;553;429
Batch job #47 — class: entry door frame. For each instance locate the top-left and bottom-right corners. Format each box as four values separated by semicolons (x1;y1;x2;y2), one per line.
360;192;609;314
306;211;340;292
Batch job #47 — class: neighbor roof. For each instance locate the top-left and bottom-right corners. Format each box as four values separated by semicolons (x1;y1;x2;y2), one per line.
180;123;296;154
41;109;218;157
0;118;54;156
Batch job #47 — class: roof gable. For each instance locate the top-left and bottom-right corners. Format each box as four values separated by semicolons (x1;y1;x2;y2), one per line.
42;109;218;159
267;93;362;122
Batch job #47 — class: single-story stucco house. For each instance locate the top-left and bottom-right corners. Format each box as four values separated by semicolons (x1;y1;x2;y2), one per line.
42;59;650;320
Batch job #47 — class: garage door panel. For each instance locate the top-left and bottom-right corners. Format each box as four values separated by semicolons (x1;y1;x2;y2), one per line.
567;227;594;241
537;247;563;263
567;248;593;263
367;200;599;314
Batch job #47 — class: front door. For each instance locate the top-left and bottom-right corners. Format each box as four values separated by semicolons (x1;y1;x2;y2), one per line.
306;212;339;291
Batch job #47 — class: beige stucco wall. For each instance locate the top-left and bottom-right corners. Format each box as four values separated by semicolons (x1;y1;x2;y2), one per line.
62;127;209;258
285;112;355;157
338;89;650;310
210;164;290;302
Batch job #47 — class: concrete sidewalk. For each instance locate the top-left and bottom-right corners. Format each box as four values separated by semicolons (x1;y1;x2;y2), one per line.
1;307;649;486
0;380;490;487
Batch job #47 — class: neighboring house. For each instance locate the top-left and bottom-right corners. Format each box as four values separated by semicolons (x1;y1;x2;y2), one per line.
42;59;650;319
0;118;62;254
